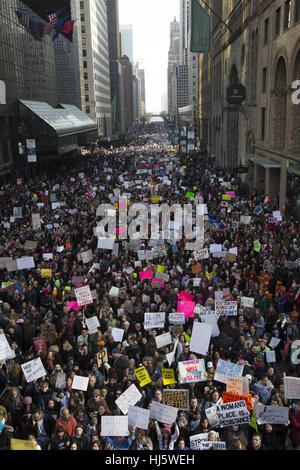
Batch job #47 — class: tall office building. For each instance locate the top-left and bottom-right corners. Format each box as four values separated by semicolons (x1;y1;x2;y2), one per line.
167;17;180;115
119;55;133;131
80;0;112;137
107;0;125;136
120;25;133;63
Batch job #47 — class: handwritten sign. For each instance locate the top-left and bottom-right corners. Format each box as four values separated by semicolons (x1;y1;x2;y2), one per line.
178;359;206;383
163;389;189;410
75;285;93;307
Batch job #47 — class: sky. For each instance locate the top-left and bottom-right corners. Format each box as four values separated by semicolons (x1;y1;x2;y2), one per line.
118;0;180;114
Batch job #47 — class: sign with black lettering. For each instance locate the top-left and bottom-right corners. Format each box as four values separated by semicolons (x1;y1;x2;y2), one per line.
216;400;250;427
163;389;189;410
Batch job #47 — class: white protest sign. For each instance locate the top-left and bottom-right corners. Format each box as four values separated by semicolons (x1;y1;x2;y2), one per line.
241;296;254;308
115;384;142;415
144;312;165;329
85;316;100;334
150;401;178;425
101;416;128;436
209;244;222;253
72;375;89;391
269;337;281;349
155;332;172;349
190;322;212;356
215;301;237;316
199;441;226;450
214;359;244;384
74;285;93;307
42;253;53;260
255;405;289;425
178;359;206;384
199;314;220;338
194;248;209;261
240;216;251;224
169;312;185;324
128;406;150;430
284;376;300;399
97;238;115;250
0;333;15;362
190;433;219;450
21;357;47;383
81;249;93;264
16;257;35;270
109;286;119;297
216;400;250;427
265;350;276;363
56;373;66;389
111;327;124;343
205;406;220;427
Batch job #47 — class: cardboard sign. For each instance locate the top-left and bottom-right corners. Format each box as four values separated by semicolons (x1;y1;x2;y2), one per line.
97;348;108;366
226;376;249;395
135;366;152;387
40;324;57;344
75;285;93;307
178;359;206;383
24;240;38;251
163;389;189;410
191;264;201;274
222;392;252;411
161;368;176;386
81;249;93;264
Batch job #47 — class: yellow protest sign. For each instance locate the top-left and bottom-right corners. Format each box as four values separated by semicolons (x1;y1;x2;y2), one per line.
157;265;166;273
222;194;231;201
183;332;191;344
135;366;151;387
11;438;36;451
151;196;160;203
161;368;176;386
41;269;52;278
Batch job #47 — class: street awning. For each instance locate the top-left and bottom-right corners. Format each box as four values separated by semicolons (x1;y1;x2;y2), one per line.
245;154;281;168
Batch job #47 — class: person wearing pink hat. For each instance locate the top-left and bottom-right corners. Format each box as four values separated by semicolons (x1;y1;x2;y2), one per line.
154;420;179;450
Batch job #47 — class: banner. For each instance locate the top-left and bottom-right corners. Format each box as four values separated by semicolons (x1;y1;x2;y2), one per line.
163;389;189;410
222;392;252;411
216;400;250;427
149;401;178;425
215;301;237;316
115;384;142;415
178;359;206;383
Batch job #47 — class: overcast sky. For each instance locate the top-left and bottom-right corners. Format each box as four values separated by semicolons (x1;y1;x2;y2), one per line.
118;0;180;114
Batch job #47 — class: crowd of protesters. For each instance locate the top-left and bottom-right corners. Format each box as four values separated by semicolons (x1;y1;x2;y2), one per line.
0;128;299;451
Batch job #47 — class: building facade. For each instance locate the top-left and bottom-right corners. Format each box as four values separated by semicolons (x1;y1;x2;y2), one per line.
120;24;133;63
168;17;180;116
120;55;134;131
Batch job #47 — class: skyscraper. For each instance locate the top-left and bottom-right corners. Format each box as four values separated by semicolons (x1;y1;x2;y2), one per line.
120;25;133;63
167;17;180;115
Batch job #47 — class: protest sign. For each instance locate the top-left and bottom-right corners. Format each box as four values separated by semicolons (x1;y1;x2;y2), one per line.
24;240;37;251
255;405;289;425
194;248;209;261
11;438;36;451
178;359;206;384
269;337;281;349
241;296;254;308
101;416;128;436
74;285;93;307
190;322;212;356
85;316;100;334
41;269;52;278
111;327;124;343
72;375;89;391
97;348;108;366
163;390;189;410
214;359;244;384
155;332;172;349
21;357;47;383
16;257;35;270
216;400;250;427
215;301;237;316
169;312;185;324
150;401;178;425
81;249;93;264
115;384;142;415
177;300;195;318
32;213;41;229
0;333;15;362
205;406;220;427
199;441;226;450
144;312;165;329
40;324;57;344
265;350;276;363
254;384;273;405
226;376;249;395
33;337;47;352
97;238;115;250
284;376;300;399
222;392;252;411
128;406;150;430
56;373;66;389
135;366;152;387
161;368;176;386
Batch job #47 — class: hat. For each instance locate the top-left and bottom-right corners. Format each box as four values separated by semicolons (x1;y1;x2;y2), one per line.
162;424;172;434
246;374;252;380
112;348;119;354
99;340;105;346
207;362;213;368
135;323;141;327
93;389;101;397
184;343;189;347
23;396;32;406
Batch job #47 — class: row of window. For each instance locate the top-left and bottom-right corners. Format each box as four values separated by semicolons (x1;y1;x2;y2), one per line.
264;0;300;44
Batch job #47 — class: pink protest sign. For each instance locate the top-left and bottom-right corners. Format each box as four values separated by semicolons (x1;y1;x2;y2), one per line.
226;191;235;199
177;300;195;318
178;291;194;301
152;278;165;288
67;301;81;310
139;270;153;280
33;337;47;351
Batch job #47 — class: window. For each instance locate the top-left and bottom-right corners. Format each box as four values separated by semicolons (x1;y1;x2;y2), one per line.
261;107;266;140
264;18;269;44
80;13;85;22
83;61;87;69
85;95;89;102
284;1;291;29
82;38;86;45
84;72;88;80
84;83;89;91
86;106;90;114
275;7;281;36
83;49;87;57
295;0;300;22
262;67;267;92
81;25;85;34
80;1;84;9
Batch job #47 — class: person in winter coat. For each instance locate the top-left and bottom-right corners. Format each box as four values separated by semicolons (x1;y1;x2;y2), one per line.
55;408;78;439
289;400;300;448
154;421;179;450
48;425;70;450
100;431;132;450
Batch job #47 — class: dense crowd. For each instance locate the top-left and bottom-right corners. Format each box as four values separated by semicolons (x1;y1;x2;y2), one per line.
0;130;299;451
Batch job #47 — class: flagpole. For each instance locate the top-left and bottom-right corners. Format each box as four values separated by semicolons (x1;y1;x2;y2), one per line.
199;0;234;34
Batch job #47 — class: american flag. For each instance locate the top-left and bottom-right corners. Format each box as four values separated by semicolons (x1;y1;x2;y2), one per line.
43;12;59;34
15;11;31;29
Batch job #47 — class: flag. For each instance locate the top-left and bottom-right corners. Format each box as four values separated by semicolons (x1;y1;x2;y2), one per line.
15;10;43;41
43;10;63;35
61;19;75;35
52;16;71;41
208;213;225;229
190;0;211;53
